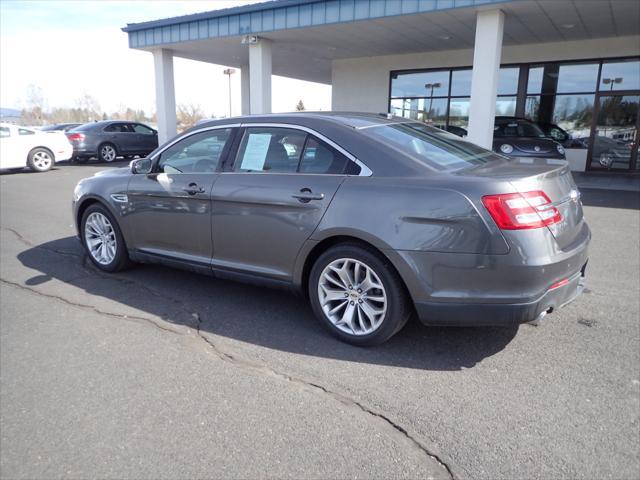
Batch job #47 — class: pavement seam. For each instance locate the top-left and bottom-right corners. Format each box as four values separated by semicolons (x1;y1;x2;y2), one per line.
2;226;456;479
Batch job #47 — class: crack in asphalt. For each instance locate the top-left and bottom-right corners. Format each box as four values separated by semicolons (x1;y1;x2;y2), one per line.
2;227;455;479
0;279;183;336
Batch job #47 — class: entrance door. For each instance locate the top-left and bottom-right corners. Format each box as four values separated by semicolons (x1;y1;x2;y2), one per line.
588;94;639;171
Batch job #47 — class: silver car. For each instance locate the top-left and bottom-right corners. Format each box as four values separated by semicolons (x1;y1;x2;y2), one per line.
72;113;590;346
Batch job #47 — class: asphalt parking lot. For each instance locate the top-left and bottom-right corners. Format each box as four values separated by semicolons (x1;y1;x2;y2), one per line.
1;162;639;480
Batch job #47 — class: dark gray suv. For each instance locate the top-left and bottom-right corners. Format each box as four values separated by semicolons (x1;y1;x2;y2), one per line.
67;121;158;163
72;113;590;346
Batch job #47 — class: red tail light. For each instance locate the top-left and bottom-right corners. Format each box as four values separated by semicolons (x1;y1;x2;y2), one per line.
67;133;85;142
482;190;562;230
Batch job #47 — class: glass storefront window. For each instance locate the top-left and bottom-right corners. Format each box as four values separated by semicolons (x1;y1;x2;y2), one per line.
450;69;472;96
557;63;599;93
390;98;447;124
527;67;544;94
498;68;519;95
525;95;541;121
448;97;470;130
390;70;449;98
551;94;595;145
496;96;517;116
600;59;640;92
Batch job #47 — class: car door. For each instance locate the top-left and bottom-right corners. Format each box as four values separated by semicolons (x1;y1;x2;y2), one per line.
0;125;24;169
211;125;360;281
126;126;235;266
130;123;158;154
103;122;133;154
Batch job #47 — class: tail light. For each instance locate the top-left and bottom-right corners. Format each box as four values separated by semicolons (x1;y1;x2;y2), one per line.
67;133;85;142
482;190;562;230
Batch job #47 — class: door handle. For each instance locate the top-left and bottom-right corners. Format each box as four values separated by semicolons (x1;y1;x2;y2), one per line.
183;183;205;195
292;188;325;203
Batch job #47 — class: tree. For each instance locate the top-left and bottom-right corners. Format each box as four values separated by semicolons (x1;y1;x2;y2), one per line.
295;100;306;111
74;93;102;122
21;84;47;125
176;103;204;131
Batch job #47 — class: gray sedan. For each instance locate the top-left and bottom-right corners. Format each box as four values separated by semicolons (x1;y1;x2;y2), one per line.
72;113;590;346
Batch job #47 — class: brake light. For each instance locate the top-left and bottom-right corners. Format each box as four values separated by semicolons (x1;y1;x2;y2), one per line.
549;278;569;290
67;133;85;142
482;190;562;230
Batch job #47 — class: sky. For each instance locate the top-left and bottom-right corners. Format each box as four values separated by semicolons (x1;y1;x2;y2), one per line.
0;0;332;118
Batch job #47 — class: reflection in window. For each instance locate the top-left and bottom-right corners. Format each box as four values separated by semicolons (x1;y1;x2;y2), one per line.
390;70;449;98
448;98;470;130
600;59;640;92
496;96;517;116
390;98;447;124
497;68;519;95
557;63;599;93
525;96;541;121
450;69;472;96
552;94;595;145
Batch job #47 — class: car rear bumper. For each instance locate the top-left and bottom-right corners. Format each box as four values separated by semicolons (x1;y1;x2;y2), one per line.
414;264;586;326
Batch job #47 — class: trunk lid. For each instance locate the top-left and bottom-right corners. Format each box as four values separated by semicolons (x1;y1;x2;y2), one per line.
465;158;584;250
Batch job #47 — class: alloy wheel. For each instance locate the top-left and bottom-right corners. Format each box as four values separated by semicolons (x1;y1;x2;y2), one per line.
317;258;387;336
33;151;52;170
101;145;117;162
84;212;117;265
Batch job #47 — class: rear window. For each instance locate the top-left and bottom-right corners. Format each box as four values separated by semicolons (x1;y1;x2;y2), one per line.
361;122;499;171
73;123;96;132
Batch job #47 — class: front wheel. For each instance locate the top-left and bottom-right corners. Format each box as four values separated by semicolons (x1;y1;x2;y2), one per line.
81;204;130;272
98;143;117;163
27;148;54;172
308;244;412;346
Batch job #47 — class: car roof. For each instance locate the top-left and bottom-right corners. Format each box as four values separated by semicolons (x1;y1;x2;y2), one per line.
195;112;409;130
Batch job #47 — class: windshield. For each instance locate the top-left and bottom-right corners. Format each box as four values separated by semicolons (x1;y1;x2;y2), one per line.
494;119;545;138
361;122;500;171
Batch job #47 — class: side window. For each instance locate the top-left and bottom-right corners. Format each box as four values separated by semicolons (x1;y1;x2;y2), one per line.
158;128;232;174
18;128;35;136
0;127;10;138
132;124;154;135
299;136;360;174
104;123;130;133
235;128;307;173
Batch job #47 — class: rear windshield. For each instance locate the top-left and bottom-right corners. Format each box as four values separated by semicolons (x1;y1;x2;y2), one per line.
71;123;96;132
494;119;545;138
361;122;500;171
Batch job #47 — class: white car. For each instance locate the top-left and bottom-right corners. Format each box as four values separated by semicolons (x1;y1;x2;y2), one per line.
0;123;73;172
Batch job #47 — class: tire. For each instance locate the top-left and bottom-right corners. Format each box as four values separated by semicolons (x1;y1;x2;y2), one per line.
27;148;54;172
98;143;118;163
308;243;412;346
81;204;131;272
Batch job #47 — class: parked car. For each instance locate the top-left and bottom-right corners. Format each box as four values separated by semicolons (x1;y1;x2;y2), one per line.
586;135;635;169
40;123;82;132
434;124;468;138
0;122;72;172
493;117;566;159
72;113;590;346
66;120;158;163
536;122;575;148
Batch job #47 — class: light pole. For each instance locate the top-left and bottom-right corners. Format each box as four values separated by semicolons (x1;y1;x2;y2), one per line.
223;68;236;117
600;77;623;136
424;82;441;122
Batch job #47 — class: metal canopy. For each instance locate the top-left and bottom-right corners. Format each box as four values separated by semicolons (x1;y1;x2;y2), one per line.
123;0;640;84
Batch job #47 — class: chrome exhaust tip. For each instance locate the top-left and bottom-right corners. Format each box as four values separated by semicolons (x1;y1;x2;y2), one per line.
527;309;549;327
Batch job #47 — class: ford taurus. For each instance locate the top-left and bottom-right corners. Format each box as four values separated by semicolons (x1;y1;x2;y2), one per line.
72;113;590;345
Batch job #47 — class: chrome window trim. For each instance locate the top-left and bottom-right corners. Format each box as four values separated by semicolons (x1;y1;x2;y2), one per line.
237;122;373;176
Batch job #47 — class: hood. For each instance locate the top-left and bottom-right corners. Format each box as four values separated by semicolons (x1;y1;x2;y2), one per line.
93;166;132;178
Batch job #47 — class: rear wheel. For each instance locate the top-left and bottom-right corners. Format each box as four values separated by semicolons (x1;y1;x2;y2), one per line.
98;143;117;163
81;204;130;272
27;148;54;172
308;244;411;346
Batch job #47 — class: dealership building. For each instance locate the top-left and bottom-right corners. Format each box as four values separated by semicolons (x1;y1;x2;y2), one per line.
123;0;640;173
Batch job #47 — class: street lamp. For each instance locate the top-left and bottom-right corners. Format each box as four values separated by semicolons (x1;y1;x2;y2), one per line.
223;68;236;117
424;82;441;121
602;77;623;92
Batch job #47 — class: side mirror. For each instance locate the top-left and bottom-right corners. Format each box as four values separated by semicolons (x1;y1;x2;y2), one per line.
130;157;152;174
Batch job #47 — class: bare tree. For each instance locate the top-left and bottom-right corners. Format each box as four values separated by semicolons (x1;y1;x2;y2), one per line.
176;103;205;131
74;93;102;122
296;99;306;111
21;84;47;125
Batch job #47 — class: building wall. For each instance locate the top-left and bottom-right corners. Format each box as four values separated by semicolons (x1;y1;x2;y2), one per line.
331;35;640;112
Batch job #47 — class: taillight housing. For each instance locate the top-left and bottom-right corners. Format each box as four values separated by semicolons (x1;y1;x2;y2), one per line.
67;133;85;142
482;190;562;230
